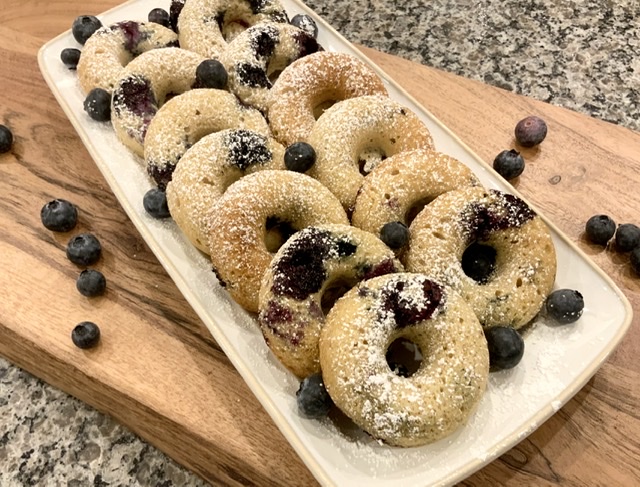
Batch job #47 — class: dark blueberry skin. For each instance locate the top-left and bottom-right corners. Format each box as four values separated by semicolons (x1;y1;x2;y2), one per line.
71;321;101;349
195;59;228;89
380;221;409;249
296;373;333;419
485;326;524;370
0;125;13;153
585;214;616;245
630;247;640;276
284;142;316;172
290;14;318;38
76;269;106;297
546;289;584;324
615;223;640;252
493;149;525;180
40;199;78;232
66;233;102;266
72;15;103;45
143;188;171;219
515;115;548;148
83;88;112;122
60;48;81;69
148;8;171;28
461;242;496;283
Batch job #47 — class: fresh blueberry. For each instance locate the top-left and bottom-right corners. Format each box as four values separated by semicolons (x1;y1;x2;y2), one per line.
379;221;409;249
60;48;81;69
148;8;171;28
585;214;616;245
493;149;525;180
0;125;13;153
515;115;547;148
630;247;640;276
195;60;228;89
71;321;101;349
66;233;102;266
71;15;103;45
40;199;78;232
76;269;106;297
284;142;316;172
296;373;333;419
485;326;525;370
615;223;640;252
461;242;496;283
546;289;584;324
143;188;171;219
290;14;318;38
83;88;111;122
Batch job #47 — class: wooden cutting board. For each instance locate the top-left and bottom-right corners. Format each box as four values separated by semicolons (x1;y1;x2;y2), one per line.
1;2;640;485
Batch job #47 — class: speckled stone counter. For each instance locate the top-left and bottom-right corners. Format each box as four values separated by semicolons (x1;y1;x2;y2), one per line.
1;0;638;485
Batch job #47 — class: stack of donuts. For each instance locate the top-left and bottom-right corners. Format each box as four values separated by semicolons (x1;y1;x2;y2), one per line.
74;0;557;447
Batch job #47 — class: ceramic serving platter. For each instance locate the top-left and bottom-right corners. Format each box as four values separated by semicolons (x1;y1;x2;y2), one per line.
38;1;632;485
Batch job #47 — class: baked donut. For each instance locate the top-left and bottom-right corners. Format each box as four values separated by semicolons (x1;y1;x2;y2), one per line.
208;170;349;312
351;149;481;235
268;52;389;146
405;187;557;329
143;88;270;188
178;0;289;58
258;224;403;378
111;47;205;156
219;22;320;113
307;95;434;212
166;129;285;253
319;273;489;447
77;21;178;94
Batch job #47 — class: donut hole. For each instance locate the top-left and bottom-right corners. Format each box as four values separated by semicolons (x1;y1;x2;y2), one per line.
321;277;358;315
385;337;423;378
312;97;339;120
264;216;297;253
461;242;497;284
358;147;387;175
405;197;434;226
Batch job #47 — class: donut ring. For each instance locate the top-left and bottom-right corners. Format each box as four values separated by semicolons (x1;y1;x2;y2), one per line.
268;52;388;146
208;170;349;312
319;273;489;447
405;187;557;329
178;0;289;58
111;48;205;156
220;22;321;113
307;95;435;212
351;149;481;236
77;21;178;94
166;129;285;253
258;224;403;378
143;88;270;188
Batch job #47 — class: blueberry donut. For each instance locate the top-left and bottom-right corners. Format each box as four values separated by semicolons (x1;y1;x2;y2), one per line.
178;0;289;58
111;48;205;156
352;149;481;235
219;22;320;113
143;89;270;188
405;187;557;329
319;273;489;447
307;95;435;212
258;225;403;378
268;52;388;146
208;170;349;312
77;21;178;94
166;129;285;252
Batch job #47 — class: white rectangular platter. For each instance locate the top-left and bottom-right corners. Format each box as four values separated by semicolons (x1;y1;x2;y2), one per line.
38;0;633;486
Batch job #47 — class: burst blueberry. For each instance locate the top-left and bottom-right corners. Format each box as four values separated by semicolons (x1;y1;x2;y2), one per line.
515;115;547;147
380;221;409;249
71;321;101;349
290;14;318;38
60;48;81;69
493;149;525;180
284;142;316;172
0;125;13;153
66;233;102;266
143;188;171;219
195;59;228;89
148;8;171;27
546;289;584;324
84;88;112;122
485;326;524;370
76;269;106;297
296;373;333;419
585;214;616;245
72;15;103;45
461;242;496;283
614;223;640;252
40;198;78;232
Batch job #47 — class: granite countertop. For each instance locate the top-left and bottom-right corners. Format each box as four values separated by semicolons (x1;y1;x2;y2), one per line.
1;0;638;485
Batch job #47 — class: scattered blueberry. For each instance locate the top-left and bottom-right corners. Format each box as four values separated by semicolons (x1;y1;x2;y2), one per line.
493;149;525;180
71;321;101;349
546;289;584;324
148;8;171;28
66;233;102;266
195;59;228;89
585;214;616;245
485;326;525;370
515;115;547;148
290;14;318;38
379;221;409;249
296;373;333;419
461;242;496;283
40;199;78;232
60;48;81;69
631;247;640;276
143;188;171;218
71;15;103;45
0;125;14;154
83;88;112;122
76;269;106;297
284;142;316;172
615;223;640;252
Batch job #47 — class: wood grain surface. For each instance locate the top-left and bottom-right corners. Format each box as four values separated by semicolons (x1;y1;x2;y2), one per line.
1;1;639;486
